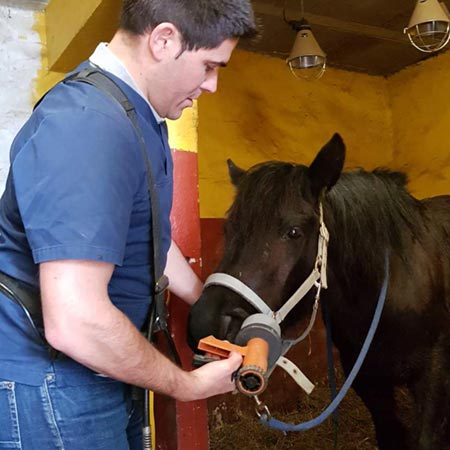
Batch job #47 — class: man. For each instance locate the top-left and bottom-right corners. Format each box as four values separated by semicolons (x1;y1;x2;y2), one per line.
0;1;257;448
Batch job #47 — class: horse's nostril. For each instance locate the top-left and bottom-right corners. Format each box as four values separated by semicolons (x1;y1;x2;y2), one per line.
221;307;251;342
219;315;232;339
187;329;199;353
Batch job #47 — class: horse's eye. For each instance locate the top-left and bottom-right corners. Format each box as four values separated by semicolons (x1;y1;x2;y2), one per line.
285;226;302;239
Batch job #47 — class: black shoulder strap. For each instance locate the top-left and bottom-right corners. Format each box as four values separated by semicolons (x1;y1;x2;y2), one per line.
37;68;171;340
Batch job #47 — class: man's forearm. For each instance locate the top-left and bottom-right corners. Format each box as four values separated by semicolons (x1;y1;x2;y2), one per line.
40;259;240;402
51;302;194;399
165;240;203;305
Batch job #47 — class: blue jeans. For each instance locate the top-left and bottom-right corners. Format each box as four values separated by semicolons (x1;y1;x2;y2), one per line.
0;368;142;450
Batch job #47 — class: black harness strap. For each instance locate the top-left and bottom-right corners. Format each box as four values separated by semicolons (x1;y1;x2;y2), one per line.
70;69;181;359
64;68;170;337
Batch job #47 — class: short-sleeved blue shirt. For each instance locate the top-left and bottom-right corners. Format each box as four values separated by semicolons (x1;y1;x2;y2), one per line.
0;64;173;384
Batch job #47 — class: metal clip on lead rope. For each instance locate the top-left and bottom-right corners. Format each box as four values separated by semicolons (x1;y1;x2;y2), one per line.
254;395;271;421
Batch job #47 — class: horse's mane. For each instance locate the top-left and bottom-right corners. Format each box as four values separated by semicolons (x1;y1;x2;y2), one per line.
327;168;425;280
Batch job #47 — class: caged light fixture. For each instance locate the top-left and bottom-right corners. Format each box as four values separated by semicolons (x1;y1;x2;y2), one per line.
404;0;450;52
284;0;327;80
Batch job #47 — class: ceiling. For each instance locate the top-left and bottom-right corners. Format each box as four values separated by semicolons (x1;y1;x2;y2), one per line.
240;0;449;76
3;0;448;76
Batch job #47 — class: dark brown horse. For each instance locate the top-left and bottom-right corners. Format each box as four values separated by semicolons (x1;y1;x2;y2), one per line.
188;134;450;450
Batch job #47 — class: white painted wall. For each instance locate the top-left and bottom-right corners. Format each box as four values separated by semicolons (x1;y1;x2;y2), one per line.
0;5;42;192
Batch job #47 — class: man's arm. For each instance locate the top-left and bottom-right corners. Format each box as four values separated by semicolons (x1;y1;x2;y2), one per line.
165;240;203;305
40;259;241;401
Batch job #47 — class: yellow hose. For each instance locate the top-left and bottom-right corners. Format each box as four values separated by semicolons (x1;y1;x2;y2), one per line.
150;390;155;449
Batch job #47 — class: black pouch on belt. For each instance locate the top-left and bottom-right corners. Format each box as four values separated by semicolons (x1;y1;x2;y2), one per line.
0;271;58;357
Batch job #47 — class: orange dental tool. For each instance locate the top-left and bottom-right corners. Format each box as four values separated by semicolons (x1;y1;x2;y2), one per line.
198;335;248;358
197;335;270;396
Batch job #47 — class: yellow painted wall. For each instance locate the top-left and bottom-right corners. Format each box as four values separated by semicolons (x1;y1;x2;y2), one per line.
45;0;121;72
388;52;450;199
33;11;65;101
167;107;198;153
198;50;394;218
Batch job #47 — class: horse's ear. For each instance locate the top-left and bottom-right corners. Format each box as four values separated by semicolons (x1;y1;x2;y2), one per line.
308;133;346;197
227;159;245;186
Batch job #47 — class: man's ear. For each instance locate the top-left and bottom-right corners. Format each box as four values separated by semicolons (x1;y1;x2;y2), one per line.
148;22;182;61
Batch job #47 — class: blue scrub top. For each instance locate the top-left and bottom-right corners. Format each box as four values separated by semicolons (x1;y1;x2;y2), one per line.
0;64;173;384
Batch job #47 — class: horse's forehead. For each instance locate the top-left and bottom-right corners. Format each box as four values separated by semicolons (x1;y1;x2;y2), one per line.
242;164;309;196
228;191;315;238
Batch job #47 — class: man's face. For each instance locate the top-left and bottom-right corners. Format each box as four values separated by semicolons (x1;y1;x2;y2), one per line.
154;38;239;120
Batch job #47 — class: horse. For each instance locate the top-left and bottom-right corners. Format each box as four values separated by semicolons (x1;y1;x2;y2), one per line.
188;133;450;450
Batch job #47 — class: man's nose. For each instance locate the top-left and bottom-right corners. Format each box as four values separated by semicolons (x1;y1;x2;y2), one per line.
201;70;218;94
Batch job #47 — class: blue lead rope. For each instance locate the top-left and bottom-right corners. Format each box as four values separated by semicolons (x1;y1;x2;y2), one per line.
260;252;390;432
323;293;339;446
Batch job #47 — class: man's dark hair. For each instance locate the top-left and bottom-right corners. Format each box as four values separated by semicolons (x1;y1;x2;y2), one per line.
120;0;258;50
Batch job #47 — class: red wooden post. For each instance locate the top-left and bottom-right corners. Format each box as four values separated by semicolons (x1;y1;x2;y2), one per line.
153;149;209;450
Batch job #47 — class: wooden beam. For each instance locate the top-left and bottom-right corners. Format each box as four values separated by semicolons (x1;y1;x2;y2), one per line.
253;3;407;44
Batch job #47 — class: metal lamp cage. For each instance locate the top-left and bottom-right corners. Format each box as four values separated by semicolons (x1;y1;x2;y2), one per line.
406;20;450;52
404;0;450;53
286;25;327;80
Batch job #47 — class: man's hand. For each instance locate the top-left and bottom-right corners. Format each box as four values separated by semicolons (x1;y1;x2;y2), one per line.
179;351;243;401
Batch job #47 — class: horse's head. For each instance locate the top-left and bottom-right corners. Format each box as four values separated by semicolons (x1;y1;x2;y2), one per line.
188;133;345;351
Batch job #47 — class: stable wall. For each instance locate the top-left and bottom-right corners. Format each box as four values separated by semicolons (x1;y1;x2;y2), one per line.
198;49;450;219
198;50;395;218
0;6;43;191
388;51;450;199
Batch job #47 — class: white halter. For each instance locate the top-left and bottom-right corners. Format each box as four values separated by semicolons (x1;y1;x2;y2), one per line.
202;203;329;395
204;202;329;326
